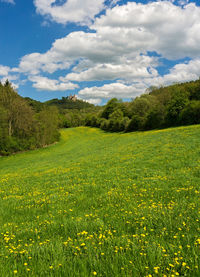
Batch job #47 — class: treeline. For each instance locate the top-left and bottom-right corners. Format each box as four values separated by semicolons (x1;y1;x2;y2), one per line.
0;81;60;155
46;97;101;129
26;96;101;129
84;79;200;132
45;96;94;110
1;78;200;155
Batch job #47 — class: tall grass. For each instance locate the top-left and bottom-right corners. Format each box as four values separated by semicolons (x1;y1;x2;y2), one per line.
0;125;200;276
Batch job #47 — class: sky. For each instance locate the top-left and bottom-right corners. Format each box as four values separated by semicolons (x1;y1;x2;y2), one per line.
0;0;200;104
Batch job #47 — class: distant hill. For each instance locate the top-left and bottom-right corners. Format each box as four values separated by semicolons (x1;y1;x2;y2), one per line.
45;96;94;110
24;97;45;112
148;79;200;100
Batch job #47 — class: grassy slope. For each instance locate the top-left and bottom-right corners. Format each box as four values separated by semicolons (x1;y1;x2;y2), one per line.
0;126;200;276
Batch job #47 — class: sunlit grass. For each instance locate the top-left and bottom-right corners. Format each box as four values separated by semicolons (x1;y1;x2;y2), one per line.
0;125;200;276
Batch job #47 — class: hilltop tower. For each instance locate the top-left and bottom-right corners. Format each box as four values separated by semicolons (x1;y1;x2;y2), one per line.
68;94;77;101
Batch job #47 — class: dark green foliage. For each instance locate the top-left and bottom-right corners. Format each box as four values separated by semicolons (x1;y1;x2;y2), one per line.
165;89;189;126
0;81;60;155
24;97;45;112
144;106;165;130
119;117;130;131
99;100;127;132
84;114;100;127
183;79;200;100
0;106;8;154
100;118;109;130
128;94;158;118
109;109;124;120
101;98;120;119
86;79;200;133
43;96;101;129
126;115;145;132
45;96;94;110
179;100;200;125
1;77;200;155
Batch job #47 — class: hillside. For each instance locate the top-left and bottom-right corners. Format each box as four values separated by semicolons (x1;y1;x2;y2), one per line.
0;125;199;276
1;78;200;156
45;97;95;110
85;79;200;133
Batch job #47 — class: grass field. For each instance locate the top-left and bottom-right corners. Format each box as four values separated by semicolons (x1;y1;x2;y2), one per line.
0;125;200;276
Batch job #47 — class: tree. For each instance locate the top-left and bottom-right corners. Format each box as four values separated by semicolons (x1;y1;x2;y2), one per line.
100;118;109;131
166;89;189;125
0;105;8;144
109;109;124;121
126;115;145;132
119;117;130;131
10;97;35;138
179;100;200;125
101;98;120;119
36;106;60;146
128;94;158;118
0;81;19;136
144;106;165;130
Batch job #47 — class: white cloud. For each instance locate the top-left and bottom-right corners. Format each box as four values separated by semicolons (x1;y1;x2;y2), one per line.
178;0;189;6
33;0;106;25
18;52;71;75
84;98;102;105
78;82;145;101
0;75;19;90
18;2;200;73
93;1;200;59
5;1;200;102
0;66;19;89
0;65;10;76
50;31;117;63
0;0;15;4
1;74;18;82
152;58;200;86
61;56;158;82
20;1;200;78
77;58;200;103
29;75;79;91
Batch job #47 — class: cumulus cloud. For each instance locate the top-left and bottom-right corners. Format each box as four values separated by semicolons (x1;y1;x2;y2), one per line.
93;1;200;59
61;56;159;82
0;75;19;91
178;0;189;6
0;65;10;76
83;98;102;105
20;1;200;77
34;0;106;25
18;52;71;75
77;58;200;104
0;66;19;88
152;58;200;86
78;82;145;101
6;1;200;103
29;76;79;91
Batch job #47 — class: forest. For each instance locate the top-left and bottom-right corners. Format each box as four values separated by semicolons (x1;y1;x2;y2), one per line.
0;81;60;155
85;79;200;132
0;79;200;155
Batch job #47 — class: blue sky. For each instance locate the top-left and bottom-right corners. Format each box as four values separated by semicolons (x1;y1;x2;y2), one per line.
0;0;200;104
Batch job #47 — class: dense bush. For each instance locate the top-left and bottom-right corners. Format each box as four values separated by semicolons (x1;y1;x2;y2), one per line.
179;100;200;125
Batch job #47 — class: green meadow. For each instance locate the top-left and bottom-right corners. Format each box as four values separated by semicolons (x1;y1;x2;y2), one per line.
0;126;200;277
